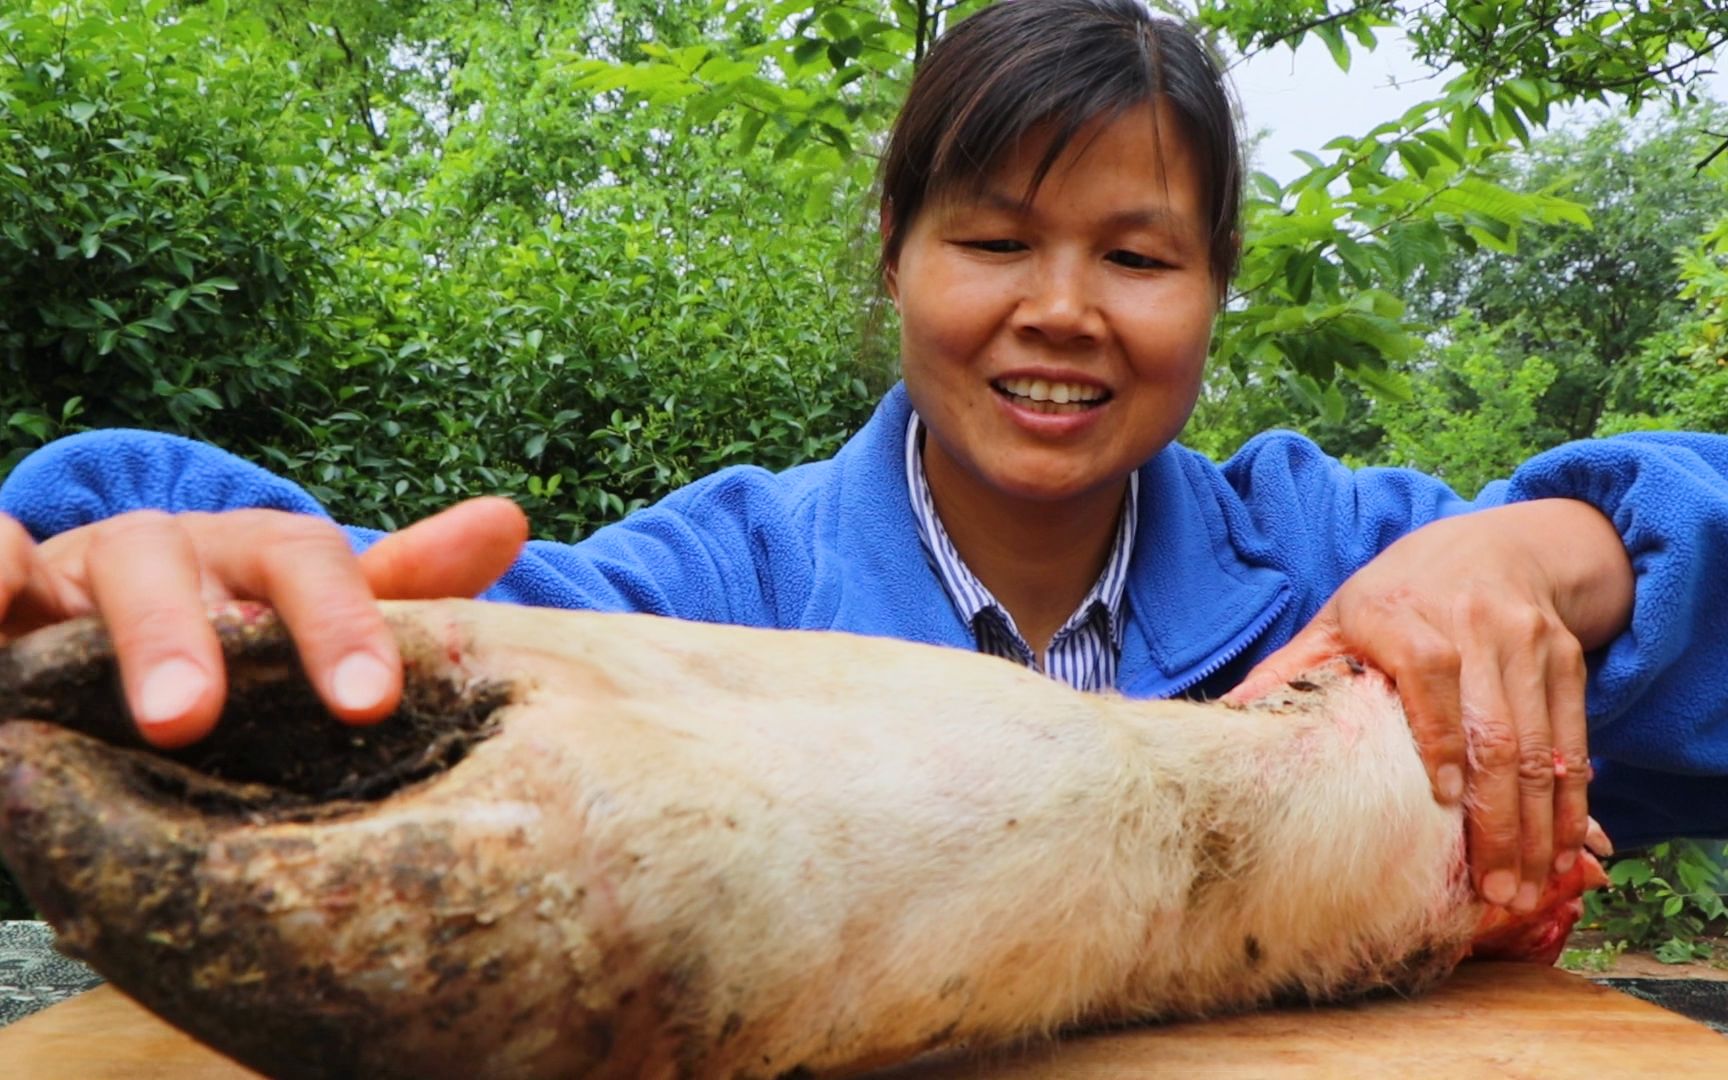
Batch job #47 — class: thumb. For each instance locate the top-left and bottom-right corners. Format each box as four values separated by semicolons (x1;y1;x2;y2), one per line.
359;497;530;600
1222;612;1344;705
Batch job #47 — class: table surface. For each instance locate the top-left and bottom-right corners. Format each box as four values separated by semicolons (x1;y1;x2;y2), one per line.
4;963;1728;1078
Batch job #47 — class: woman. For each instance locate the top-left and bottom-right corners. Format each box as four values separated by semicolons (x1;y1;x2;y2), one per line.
2;0;1725;917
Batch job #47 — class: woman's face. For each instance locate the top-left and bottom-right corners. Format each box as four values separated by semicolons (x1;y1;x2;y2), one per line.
887;101;1218;508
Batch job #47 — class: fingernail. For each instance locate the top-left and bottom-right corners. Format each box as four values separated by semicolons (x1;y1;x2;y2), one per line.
1555;849;1577;874
1482;869;1517;906
1513;882;1540;914
331;652;393;713
1437;764;1464;802
137;658;207;726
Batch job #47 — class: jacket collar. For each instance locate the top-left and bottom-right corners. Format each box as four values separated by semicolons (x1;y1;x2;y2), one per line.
813;384;1290;697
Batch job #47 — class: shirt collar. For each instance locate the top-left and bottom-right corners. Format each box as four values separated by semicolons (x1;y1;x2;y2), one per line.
903;411;1137;650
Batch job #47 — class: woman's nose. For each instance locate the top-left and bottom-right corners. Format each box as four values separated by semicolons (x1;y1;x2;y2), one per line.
1012;256;1104;342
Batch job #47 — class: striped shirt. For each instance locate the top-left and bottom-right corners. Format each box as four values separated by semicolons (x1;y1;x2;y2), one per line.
905;414;1138;692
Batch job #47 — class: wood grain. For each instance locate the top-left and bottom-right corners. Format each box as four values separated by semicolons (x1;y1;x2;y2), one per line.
0;985;260;1079
880;964;1728;1079
2;964;1723;1078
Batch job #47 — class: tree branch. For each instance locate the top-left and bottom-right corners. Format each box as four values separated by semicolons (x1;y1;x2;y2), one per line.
329;23;386;152
1233;0;1399;65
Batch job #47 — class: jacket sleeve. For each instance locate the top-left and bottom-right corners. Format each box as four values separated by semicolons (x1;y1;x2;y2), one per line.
1480;432;1728;780
483;469;815;626
1216;430;1477;629
0;429;807;626
0;429;337;535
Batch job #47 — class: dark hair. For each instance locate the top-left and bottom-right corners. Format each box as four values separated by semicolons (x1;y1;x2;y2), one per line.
879;0;1243;289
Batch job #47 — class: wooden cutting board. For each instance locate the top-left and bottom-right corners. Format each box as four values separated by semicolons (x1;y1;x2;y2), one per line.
2;963;1724;1078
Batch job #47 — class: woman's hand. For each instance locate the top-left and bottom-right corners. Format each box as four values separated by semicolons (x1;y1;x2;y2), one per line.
1226;499;1634;915
0;498;528;749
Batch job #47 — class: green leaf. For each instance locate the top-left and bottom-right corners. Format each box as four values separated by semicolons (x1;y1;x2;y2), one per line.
1654;937;1704;965
737;109;768;153
1609;858;1654;888
6;411;53;441
1316;24;1350;72
64;101;98;126
820;11;851;39
1493;95;1531;146
791;36;825;66
1396;141;1439;179
773;121;813;161
1350;361;1413;403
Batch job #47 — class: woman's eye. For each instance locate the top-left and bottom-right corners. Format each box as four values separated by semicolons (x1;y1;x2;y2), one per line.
1109;250;1168;270
961;239;1026;254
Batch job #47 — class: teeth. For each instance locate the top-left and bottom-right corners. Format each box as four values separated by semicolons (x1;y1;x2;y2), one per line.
996;377;1106;404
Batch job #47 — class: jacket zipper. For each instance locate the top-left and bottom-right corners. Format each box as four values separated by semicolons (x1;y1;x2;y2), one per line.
1124;584;1294;701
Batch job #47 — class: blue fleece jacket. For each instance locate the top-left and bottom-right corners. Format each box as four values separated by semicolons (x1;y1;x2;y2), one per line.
6;384;1728;847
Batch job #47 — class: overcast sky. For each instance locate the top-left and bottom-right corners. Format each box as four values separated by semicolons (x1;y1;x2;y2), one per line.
1229;33;1728;184
1231;33;1448;183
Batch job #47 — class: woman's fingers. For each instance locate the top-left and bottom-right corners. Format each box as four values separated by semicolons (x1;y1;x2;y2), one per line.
82;512;229;748
359;497;528;600
1495;630;1557;914
169;499;528;730
1548;637;1591;872
1458;663;1524;910
2;501;527;749
0;515;87;635
243;496;535;730
228;512;404;726
1584;816;1613;858
1376;623;1468;808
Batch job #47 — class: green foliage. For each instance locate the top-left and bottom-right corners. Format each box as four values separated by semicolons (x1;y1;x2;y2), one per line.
0;0;883;537
0;0;367;464
1605;215;1728;436
1559;938;1627;973
1373;318;1558;497
563;0;992;220
1204;1;1728;114
1412;108;1728;441
1586;841;1728;962
1196;0;1728;408
1196;100;1728;478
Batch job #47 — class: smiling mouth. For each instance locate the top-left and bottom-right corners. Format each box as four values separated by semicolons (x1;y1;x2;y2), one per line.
992;377;1111;415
